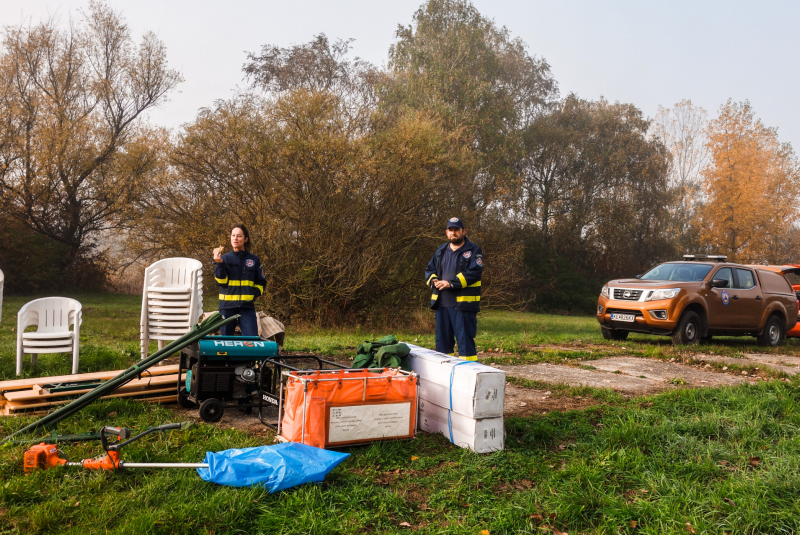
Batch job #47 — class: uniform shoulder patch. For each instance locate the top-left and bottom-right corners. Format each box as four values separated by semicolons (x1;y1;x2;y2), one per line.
245;259;255;267
477;257;483;266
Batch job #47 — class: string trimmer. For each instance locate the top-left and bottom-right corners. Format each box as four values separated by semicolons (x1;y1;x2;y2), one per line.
24;422;205;472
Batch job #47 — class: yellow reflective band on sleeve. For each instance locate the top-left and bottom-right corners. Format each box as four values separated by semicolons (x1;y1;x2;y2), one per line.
457;273;467;288
227;280;255;287
254;284;264;294
218;294;256;301
468;281;481;287
456;296;480;302
463;355;478;361
426;274;438;285
431;293;439;300
215;277;228;284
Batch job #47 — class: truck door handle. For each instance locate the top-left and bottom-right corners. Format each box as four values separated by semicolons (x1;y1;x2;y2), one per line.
756;295;762;301
732;295;739;300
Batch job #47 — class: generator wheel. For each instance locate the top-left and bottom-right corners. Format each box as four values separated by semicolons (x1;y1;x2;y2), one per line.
199;398;224;422
177;388;196;409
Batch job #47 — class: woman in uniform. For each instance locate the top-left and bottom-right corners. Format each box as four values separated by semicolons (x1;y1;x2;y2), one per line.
212;224;266;336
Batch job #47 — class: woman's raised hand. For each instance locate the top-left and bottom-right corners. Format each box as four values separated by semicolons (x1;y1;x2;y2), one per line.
213;246;224;263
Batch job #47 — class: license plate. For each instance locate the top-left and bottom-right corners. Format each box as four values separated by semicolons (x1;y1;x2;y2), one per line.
611;313;635;322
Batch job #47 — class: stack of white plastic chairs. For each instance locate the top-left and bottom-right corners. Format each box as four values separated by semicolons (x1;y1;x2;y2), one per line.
140;258;203;359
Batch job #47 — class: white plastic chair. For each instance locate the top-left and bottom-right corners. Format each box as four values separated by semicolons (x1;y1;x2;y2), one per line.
140;258;203;359
16;297;82;376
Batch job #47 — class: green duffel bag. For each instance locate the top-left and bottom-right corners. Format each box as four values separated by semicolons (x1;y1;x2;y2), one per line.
353;335;410;370
374;343;411;371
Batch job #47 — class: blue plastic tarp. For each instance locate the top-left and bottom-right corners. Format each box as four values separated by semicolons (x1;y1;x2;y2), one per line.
196;442;350;492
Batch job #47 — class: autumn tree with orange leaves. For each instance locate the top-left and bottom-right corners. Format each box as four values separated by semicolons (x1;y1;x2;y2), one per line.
698;100;800;264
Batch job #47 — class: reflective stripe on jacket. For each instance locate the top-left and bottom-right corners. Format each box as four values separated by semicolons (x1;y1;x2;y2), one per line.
215;250;266;309
423;238;483;312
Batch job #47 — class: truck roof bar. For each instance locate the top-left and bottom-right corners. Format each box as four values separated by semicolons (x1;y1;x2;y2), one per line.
683;254;728;262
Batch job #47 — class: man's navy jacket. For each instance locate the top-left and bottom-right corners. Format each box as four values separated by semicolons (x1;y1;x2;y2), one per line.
424;238;483;312
214;250;266;309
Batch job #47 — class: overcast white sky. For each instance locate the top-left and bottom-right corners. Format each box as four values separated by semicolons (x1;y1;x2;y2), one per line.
3;0;799;150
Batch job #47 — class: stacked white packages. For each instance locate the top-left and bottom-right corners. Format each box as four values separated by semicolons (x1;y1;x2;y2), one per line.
405;344;505;453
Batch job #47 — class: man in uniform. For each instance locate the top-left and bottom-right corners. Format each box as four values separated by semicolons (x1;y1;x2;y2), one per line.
424;217;483;360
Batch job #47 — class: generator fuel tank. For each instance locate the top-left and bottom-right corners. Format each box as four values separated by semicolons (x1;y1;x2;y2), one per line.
198;335;279;361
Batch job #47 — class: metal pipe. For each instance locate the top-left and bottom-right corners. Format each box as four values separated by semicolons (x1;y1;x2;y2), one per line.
121;463;208;469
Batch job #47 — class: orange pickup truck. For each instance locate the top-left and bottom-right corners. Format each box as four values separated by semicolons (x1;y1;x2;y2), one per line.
596;255;799;346
748;264;800;338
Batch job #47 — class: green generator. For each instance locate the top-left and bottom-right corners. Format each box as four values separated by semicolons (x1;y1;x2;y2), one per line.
178;335;279;422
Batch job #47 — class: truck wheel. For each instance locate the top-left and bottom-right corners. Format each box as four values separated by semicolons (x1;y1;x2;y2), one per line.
672;311;701;345
601;327;629;341
757;315;785;347
199;398;224;423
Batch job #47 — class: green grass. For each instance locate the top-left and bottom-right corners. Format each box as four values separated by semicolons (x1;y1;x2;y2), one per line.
1;294;800;534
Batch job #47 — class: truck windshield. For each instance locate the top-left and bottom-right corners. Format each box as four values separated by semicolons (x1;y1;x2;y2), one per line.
640;263;713;282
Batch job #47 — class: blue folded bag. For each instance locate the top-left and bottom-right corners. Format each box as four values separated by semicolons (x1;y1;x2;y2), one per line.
197;442;350;491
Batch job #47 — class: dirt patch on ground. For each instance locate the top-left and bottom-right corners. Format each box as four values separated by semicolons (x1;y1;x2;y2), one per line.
503;383;600;417
170;404;278;442
494;362;667;396
588;357;755;387
496;356;761;399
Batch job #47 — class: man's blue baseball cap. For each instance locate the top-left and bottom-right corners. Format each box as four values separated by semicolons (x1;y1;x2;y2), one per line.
446;217;464;229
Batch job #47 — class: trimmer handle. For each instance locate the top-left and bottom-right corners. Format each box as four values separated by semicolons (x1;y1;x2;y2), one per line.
103;422;190;452
100;426;131;452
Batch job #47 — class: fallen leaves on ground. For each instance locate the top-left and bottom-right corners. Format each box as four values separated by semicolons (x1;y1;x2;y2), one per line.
685;522;696;533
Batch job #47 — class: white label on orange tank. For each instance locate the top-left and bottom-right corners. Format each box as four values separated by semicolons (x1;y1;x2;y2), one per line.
327;403;411;443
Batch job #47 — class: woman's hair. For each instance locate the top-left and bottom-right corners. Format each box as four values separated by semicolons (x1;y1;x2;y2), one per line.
232;224;251;251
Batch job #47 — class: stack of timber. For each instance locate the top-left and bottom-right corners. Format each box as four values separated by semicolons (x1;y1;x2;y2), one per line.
405;344;505;453
0;365;179;416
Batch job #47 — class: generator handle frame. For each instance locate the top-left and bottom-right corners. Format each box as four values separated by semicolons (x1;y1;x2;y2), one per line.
258;355;347;430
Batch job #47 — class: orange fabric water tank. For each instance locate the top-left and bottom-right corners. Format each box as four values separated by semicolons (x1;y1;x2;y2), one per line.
280;368;417;448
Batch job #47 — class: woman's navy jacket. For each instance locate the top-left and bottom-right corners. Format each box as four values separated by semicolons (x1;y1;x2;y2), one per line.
214;250;266;309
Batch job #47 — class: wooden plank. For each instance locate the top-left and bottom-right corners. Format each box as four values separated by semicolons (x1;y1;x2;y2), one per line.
4;393;178;416
5;386;177;412
0;365;180;393
4;374;179;402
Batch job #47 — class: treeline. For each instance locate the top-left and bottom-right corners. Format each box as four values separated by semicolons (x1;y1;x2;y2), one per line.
1;1;798;321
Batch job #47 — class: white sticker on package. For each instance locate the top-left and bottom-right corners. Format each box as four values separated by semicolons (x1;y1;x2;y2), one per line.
327;403;411;443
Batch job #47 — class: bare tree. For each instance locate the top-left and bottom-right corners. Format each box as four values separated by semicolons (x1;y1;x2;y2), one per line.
650;100;709;251
0;2;181;265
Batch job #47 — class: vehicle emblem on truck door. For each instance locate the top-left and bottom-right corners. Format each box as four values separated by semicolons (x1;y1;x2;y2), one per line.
721;290;730;305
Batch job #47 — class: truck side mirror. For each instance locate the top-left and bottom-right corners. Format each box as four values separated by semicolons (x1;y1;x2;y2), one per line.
710;279;729;288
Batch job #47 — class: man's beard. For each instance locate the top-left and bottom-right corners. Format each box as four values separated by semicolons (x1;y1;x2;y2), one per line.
449;235;465;245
